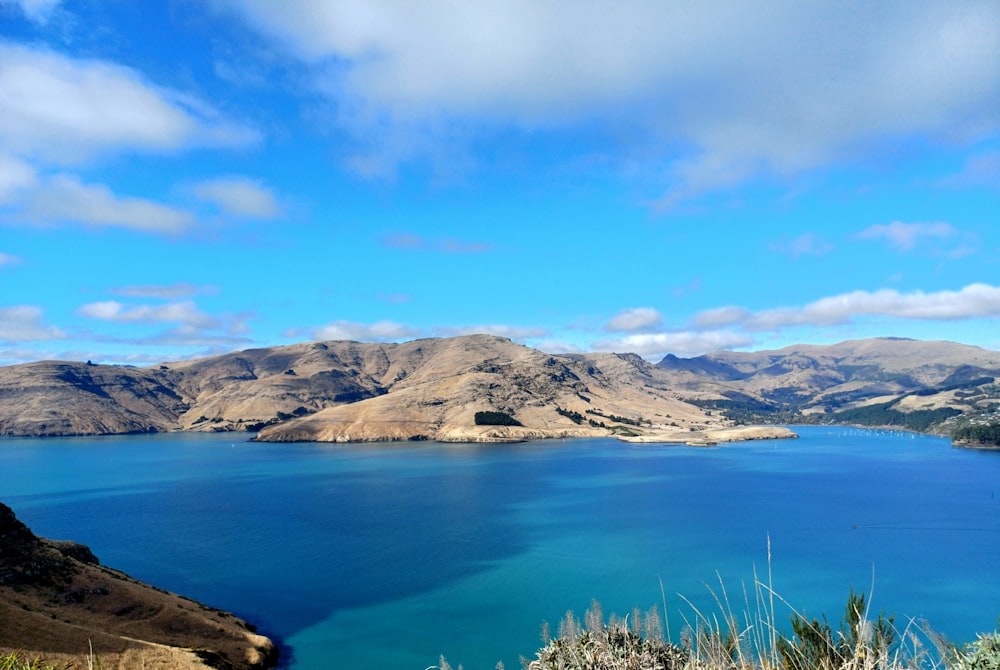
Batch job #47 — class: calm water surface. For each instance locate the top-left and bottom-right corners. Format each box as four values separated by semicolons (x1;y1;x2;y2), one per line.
1;427;997;669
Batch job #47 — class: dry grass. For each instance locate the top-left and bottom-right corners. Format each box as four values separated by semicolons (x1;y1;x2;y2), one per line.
438;542;998;670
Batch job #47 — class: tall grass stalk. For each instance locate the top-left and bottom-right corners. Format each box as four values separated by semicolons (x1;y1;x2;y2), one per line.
524;548;960;670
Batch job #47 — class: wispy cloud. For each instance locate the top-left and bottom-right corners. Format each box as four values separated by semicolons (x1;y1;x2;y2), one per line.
856;221;958;251
936;151;1000;190
4;0;62;24
770;232;834;258
0;41;258;166
312;320;422;342
110;283;219;299
0;252;22;268
19;175;194;233
191;176;282;219
381;232;493;253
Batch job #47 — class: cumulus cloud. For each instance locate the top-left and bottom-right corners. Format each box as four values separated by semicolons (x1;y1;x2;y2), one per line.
20;175;194;233
0;305;65;341
192;176;282;219
220;1;1000;199
604;307;663;332
0;41;257;165
856;221;958;251
313;319;421;342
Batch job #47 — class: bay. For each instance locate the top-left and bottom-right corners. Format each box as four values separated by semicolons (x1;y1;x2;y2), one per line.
1;427;997;669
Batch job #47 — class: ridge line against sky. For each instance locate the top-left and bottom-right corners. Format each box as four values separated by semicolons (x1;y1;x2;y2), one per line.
1;0;999;365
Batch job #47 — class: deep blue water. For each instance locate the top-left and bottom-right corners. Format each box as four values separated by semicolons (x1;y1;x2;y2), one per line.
1;427;997;669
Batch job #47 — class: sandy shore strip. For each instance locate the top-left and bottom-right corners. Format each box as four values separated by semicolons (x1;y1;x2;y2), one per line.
619;425;798;445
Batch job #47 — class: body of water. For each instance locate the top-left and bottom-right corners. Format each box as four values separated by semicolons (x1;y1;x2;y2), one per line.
1;427;998;669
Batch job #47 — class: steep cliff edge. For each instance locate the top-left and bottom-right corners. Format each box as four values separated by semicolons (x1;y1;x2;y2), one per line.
0;502;278;670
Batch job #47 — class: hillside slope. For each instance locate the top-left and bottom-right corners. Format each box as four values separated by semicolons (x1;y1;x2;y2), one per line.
0;502;277;669
657;337;1000;432
0;335;726;442
3;335;996;441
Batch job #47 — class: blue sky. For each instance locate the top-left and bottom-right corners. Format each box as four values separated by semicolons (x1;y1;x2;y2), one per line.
1;0;999;365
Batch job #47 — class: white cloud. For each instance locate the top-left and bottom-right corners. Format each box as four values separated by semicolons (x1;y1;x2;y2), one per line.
0;41;257;165
192;176;282;219
21;175;194;233
691;306;751;329
221;1;1000;199
534;339;585;355
594;330;754;359
313;320;421;342
0;305;65;341
698;284;1000;333
856;221;958;251
604;307;663;332
77;300;221;329
0;252;21;268
0;154;37;204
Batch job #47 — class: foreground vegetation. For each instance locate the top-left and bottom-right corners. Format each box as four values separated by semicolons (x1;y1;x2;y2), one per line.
1;647;103;670
430;576;1000;670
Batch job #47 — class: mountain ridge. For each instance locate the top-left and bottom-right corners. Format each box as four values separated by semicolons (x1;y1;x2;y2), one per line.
2;335;998;441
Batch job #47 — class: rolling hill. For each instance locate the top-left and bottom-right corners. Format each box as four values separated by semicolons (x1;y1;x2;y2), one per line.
2;335;998;441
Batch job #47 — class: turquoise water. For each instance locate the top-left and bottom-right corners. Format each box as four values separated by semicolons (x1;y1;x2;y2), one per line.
1;427;998;669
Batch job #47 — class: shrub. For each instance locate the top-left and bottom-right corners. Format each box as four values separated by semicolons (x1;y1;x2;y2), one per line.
952;631;1000;670
474;411;522;426
526;600;688;670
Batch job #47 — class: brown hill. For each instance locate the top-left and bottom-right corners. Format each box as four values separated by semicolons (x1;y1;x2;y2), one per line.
0;335;727;442
657;337;1000;428
0;502;277;670
3;335;996;441
252;336;720;442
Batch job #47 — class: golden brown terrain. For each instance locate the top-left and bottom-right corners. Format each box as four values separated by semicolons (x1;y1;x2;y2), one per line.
0;503;277;670
1;334;998;442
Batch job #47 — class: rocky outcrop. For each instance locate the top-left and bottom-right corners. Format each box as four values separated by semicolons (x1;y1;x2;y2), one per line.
0;502;278;670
